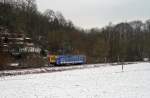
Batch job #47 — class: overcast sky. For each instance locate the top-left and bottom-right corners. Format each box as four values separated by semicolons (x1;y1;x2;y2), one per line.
36;0;150;29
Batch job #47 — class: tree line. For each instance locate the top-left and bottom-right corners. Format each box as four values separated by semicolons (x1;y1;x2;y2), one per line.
0;0;150;66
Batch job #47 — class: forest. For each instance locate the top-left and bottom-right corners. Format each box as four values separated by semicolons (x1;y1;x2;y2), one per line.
0;0;150;69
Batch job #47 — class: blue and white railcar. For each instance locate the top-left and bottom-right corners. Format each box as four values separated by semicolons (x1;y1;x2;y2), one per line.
56;55;86;65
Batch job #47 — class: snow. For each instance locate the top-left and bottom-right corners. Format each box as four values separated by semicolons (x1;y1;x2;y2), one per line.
0;62;150;98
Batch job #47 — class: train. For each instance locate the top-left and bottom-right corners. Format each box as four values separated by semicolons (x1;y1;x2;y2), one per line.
49;55;86;65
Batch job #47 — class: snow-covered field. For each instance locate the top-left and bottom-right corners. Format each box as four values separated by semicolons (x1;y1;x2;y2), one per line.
0;62;150;98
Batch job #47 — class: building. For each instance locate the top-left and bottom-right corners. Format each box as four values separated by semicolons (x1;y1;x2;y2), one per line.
0;28;41;56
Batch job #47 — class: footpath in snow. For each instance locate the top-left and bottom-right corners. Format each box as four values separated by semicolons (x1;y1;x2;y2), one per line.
0;62;150;98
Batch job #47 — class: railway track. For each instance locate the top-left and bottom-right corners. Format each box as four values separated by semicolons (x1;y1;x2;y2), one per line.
0;62;136;77
0;64;109;77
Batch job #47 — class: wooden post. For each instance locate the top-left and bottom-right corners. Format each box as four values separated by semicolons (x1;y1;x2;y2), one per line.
104;57;107;63
117;56;120;63
122;62;124;72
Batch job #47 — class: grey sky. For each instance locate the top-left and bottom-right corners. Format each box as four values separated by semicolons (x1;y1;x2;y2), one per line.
36;0;150;29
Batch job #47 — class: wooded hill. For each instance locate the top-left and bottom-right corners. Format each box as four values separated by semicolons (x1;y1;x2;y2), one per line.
0;0;150;69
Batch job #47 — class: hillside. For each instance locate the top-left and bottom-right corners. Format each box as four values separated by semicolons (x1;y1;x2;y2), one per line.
0;0;150;70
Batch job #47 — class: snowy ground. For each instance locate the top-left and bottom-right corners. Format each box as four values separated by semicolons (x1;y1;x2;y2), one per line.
0;62;150;98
